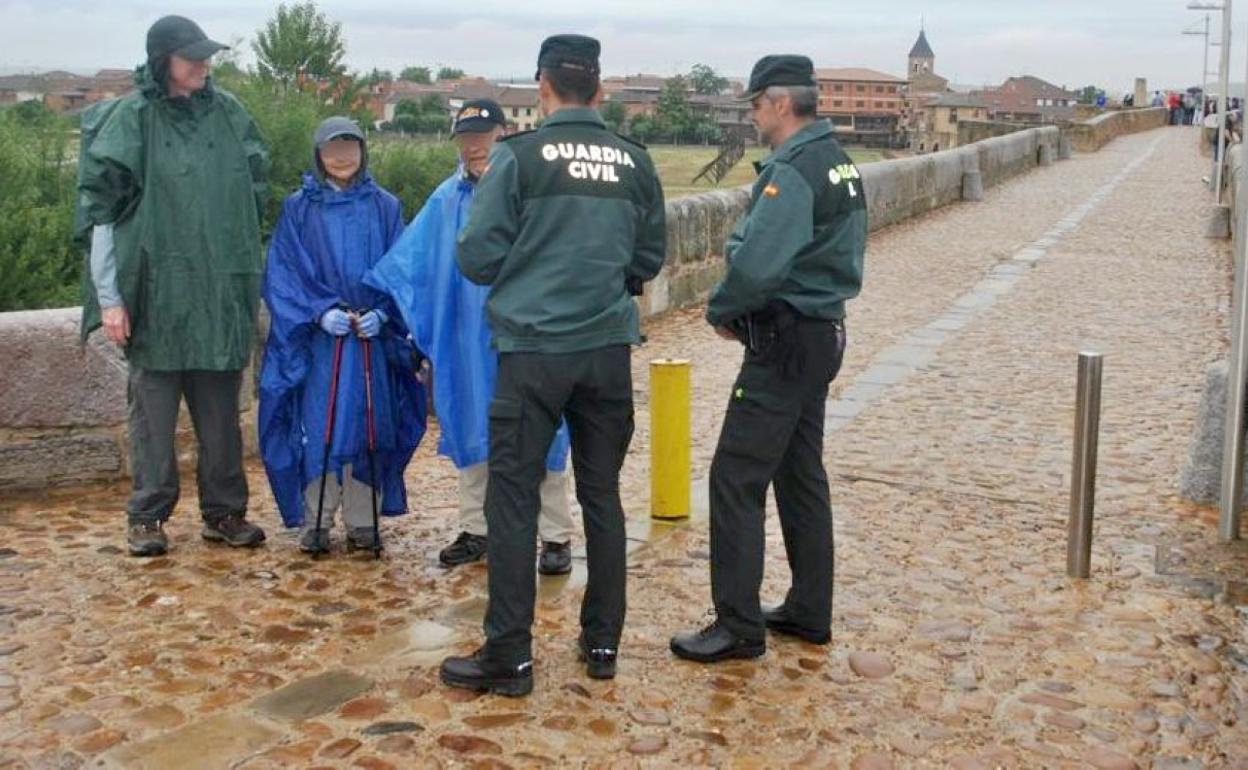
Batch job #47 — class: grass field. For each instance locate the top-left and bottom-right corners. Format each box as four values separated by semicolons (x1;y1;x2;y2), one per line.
649;144;884;199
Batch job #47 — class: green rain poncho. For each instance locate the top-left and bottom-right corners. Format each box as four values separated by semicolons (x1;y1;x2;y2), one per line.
78;63;268;371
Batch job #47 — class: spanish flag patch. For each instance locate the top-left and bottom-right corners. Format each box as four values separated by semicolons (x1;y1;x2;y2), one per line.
763;182;780;198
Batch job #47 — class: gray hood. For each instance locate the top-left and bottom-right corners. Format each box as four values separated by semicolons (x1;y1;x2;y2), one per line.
313;116;368;185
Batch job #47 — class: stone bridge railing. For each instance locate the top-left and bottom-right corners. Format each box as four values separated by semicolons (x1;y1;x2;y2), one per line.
0;115;1161;490
1065;107;1168;153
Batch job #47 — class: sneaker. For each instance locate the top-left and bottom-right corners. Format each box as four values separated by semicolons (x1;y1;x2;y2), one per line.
201;513;266;548
439;532;487;567
670;620;765;663
538;540;572;575
127;520;168;557
577;636;617;680
299;528;331;555
347;526;381;553
440;648;533;697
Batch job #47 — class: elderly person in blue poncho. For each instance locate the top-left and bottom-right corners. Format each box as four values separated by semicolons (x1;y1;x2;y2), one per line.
366;99;575;575
259;116;425;554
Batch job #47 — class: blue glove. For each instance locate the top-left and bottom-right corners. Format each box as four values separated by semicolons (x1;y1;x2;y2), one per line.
354;309;386;338
319;308;351;336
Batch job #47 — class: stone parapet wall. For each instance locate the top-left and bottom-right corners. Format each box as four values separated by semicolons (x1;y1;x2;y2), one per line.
1067;107;1168;153
0;114;1163;490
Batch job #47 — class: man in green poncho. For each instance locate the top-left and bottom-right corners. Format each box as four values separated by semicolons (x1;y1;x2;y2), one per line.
78;15;270;557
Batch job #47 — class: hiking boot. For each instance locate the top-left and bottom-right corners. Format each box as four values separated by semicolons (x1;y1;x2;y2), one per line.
347;526;381;553
670;620;765;664
577;636;617;680
538;540;572;575
439;532;487;567
202;513;266;548
763;604;831;645
440;648;533;697
127;520;168;557
299;528;331;555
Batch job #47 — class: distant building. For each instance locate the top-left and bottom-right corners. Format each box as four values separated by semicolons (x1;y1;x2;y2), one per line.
815;67;907;147
912;92;989;152
973;76;1079;123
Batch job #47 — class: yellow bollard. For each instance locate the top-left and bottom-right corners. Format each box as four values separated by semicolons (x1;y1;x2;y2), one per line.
650;359;691;520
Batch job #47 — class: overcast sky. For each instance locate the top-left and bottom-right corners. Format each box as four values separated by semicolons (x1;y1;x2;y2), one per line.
1;0;1242;94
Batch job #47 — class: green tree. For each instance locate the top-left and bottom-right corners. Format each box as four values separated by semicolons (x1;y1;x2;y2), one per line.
437;67;466;81
390;96;450;134
601;100;628;132
657;76;693;142
400;66;431;84
0;108;79;311
688;63;728;96
626;114;660;143
1076;85;1100;105
252;1;347;89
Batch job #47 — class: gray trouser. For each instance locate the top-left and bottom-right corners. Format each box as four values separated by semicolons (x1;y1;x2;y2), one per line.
458;463;574;543
303;464;375;531
126;368;248;524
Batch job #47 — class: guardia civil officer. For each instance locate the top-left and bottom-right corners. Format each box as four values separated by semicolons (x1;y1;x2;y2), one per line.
439;35;666;696
670;55;866;663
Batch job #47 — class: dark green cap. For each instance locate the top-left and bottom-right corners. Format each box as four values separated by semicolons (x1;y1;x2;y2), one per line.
740;54;816;101
535;34;601;81
146;15;228;62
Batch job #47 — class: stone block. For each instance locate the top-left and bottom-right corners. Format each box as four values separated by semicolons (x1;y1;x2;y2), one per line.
1206;205;1232;240
0;307;128;429
1180;360;1248;505
961;170;984;202
251;670;374;721
0;433;124;488
107;713;281;770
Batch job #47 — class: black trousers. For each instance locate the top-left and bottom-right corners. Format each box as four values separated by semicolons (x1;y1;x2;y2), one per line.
709;318;845;641
482;345;634;665
126;368;249;524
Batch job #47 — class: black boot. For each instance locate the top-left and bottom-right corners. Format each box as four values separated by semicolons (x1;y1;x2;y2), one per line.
670;620;765;663
439;532;487;567
577;636;617;680
763;604;831;645
538;540;572;575
440;649;533;697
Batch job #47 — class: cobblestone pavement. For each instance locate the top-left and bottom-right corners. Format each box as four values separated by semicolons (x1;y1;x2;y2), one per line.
2;126;1246;769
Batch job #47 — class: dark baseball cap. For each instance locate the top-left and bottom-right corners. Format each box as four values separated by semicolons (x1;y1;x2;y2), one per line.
453;99;507;134
535;34;601;81
740;54;817;101
146;15;228;61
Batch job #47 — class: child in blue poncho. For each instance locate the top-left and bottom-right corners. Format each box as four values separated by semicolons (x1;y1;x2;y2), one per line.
258;116;425;554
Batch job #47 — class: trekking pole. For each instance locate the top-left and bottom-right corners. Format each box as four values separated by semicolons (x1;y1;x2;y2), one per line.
313;334;347;558
361;335;382;558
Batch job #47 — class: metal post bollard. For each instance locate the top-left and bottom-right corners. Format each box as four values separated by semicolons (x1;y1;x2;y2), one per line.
650;359;691;520
1067;352;1103;578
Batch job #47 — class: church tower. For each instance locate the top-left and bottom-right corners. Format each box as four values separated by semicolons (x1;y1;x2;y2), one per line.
909;27;935;77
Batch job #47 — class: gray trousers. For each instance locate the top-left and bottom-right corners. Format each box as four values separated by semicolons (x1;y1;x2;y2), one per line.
458;463;574;543
303;465;374;531
126;368;248;524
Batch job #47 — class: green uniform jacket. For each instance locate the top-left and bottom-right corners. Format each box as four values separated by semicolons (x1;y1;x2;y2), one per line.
78;65;269;371
456;107;666;354
706;120;866;326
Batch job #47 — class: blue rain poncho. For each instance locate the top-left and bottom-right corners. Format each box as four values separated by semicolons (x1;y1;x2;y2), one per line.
365;168;569;471
259;170;426;527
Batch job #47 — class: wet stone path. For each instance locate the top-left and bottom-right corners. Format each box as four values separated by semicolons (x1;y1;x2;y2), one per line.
2;126;1247;769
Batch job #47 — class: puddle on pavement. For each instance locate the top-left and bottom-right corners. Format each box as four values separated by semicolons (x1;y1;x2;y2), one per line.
347;619;460;669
